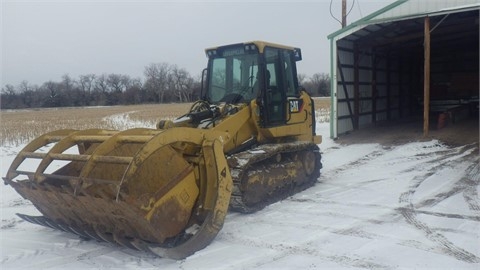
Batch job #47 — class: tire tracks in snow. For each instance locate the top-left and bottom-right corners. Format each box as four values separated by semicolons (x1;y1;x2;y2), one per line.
217;142;478;268
17;246;116;269
398;144;480;263
225;207;443;261
218;231;392;269
323;148;386;176
463;162;480;212
309;141;480;264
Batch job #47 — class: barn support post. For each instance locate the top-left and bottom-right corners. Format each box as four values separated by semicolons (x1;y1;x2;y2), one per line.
372;50;377;124
423;16;431;137
354;43;360;130
398;52;403;118
386;51;391;120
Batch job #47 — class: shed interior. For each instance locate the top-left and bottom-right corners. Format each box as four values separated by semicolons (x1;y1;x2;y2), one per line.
335;9;478;137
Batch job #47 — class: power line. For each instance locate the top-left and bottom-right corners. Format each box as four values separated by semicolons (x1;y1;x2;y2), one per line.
330;0;356;26
329;0;342;26
357;0;364;18
347;0;356;17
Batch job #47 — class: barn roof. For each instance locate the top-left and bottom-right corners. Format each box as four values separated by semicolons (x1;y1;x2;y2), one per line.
328;0;480;40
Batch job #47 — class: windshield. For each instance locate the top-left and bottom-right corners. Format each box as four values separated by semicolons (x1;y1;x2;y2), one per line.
207;53;259;103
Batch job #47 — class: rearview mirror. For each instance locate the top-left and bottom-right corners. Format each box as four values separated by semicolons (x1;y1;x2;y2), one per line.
294;48;302;61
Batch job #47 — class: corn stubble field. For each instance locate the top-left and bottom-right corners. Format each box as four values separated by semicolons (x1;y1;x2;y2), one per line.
1;97;330;147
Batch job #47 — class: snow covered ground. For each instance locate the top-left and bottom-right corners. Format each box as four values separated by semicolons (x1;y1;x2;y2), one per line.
1;122;479;269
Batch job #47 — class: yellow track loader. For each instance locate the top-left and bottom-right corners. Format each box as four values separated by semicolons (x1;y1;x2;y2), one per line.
4;41;322;259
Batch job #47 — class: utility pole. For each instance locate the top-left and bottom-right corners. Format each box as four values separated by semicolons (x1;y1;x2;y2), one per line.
342;0;347;28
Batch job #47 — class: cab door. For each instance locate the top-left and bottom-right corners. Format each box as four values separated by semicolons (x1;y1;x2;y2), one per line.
262;47;299;127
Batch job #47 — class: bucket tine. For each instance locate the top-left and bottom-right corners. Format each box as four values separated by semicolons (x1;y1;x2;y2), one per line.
5;129;78;182
6;127;233;260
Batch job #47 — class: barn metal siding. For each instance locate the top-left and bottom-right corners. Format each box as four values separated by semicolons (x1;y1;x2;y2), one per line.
336;45;405;134
336;39;356;134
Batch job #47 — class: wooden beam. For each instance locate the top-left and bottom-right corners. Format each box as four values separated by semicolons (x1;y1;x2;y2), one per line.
354;44;359;129
337;54;355;129
423;16;431;137
386;52;391;120
398;53;404;118
372;51;377;124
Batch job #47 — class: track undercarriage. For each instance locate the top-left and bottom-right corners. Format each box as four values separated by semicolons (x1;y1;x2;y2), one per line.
228;142;322;213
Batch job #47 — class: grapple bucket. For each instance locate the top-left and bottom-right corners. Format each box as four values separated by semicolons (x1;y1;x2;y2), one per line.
4;128;232;259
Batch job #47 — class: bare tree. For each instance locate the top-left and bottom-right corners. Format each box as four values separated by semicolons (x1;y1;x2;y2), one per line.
303;73;331;96
1;61;202;108
94;74;109;93
61;74;81;106
1;84;20;109
170;66;194;102
42;80;63;107
79;74;96;105
107;74;128;93
18;80;35;107
79;74;96;93
297;73;307;86
312;73;330;96
144;63;172;103
61;74;75;92
106;74;132;104
93;74;109;105
124;77;143;104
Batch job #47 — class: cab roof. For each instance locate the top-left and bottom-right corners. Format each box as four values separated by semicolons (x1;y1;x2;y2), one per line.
205;40;297;54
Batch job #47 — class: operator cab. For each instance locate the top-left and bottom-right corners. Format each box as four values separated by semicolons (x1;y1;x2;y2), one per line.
204;41;303;127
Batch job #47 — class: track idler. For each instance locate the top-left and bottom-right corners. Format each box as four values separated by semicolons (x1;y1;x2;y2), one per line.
3;128;232;259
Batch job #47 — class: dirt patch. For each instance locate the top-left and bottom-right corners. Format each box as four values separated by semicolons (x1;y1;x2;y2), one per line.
335;116;479;147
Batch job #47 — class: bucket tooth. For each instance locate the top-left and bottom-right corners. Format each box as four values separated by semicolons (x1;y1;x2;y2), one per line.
112;232;139;250
68;226;92;239
56;223;75;234
129;238;151;252
83;229;104;242
44;219;62;231
92;226;115;243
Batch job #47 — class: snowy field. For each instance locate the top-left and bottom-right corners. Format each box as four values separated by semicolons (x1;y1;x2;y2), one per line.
1;122;479;269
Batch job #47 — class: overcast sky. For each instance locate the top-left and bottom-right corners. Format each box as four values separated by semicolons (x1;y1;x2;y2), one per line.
2;0;390;87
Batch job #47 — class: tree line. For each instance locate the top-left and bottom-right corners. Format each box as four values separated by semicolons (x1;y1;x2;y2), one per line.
1;63;330;110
